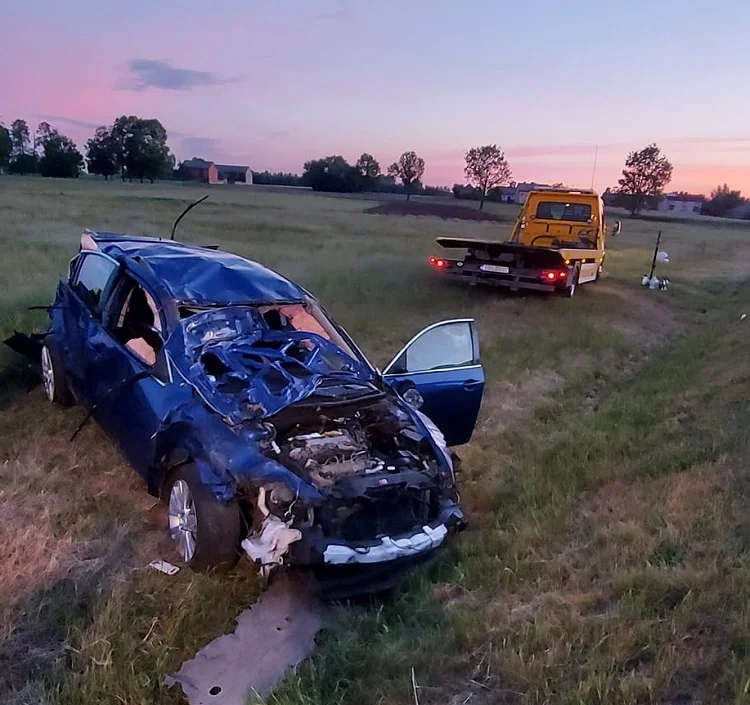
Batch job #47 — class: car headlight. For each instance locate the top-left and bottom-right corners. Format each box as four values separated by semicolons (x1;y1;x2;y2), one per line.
402;386;424;409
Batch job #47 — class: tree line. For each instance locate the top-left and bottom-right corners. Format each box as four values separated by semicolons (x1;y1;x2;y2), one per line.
2;117;745;218
300;151;448;199
0;116;174;182
301;145;511;204
0;118;84;177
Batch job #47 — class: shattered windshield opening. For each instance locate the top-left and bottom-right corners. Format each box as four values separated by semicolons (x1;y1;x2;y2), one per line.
171;305;376;423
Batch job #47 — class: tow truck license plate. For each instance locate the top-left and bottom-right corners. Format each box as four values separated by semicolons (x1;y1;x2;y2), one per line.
480;264;509;274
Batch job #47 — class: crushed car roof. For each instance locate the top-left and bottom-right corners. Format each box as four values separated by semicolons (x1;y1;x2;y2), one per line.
91;233;307;305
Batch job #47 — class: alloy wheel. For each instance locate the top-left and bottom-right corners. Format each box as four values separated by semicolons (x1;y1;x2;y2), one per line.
168;479;198;562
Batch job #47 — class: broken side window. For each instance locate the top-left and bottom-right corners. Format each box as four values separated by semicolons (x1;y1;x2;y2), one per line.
109;275;164;366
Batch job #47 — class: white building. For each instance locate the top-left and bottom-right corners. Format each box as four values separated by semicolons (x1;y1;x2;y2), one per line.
657;192;704;214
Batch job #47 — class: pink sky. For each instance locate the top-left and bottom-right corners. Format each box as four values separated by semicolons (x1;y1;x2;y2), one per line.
2;1;748;195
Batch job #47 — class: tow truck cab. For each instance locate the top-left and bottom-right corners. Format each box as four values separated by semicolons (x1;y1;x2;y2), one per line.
431;189;620;297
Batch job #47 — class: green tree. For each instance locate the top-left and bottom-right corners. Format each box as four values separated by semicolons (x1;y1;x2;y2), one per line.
10;119;30;156
35;121;54;154
38;126;83;178
124;118;172;182
86;126;119;180
8;119;38;174
0;122;11;171
464;144;512;210
110;115;173;182
387;151;425;201
302;155;360;192
355;153;380;191
617;143;673;216
702;184;746;217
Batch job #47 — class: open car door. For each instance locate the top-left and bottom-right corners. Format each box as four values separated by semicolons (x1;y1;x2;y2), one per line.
383;319;484;446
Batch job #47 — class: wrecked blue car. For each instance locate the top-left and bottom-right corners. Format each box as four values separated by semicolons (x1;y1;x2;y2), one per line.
9;231;484;588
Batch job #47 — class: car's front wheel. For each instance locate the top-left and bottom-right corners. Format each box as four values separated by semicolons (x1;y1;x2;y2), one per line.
165;463;241;573
41;336;74;406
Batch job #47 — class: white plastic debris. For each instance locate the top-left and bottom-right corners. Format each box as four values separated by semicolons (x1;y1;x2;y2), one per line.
148;560;180;576
656;251;670;264
641;276;669;291
741;314;747;322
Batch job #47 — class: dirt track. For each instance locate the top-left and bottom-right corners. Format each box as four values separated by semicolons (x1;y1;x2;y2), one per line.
365;201;509;221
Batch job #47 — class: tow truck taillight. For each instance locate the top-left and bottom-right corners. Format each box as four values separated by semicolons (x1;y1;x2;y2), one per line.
541;270;567;281
429;256;448;268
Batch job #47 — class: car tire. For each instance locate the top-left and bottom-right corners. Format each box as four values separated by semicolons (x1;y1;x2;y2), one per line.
165;462;241;573
41;335;75;407
566;265;580;298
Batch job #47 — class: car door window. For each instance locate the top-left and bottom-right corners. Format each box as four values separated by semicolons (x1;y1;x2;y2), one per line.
72;253;118;319
386;320;477;374
108;276;164;367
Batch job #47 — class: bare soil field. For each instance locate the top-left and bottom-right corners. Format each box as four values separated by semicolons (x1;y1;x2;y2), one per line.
2;177;750;704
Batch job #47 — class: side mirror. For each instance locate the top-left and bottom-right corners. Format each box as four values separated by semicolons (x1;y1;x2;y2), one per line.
611;220;622;236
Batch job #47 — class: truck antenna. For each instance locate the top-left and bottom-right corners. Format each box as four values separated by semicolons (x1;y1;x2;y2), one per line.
590;145;599;189
170;194;209;241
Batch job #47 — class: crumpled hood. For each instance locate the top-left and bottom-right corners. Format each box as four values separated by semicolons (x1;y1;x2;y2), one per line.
166;306;377;424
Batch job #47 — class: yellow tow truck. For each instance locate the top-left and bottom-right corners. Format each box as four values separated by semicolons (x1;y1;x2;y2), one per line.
430;189;621;297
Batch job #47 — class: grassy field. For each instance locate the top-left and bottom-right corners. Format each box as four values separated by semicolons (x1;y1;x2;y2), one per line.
3;177;750;705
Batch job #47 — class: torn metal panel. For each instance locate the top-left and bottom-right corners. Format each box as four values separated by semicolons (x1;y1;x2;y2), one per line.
167;306;376;424
166;573;325;705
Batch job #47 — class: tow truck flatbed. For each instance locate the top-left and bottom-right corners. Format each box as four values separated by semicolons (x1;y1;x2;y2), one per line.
429;190;620;297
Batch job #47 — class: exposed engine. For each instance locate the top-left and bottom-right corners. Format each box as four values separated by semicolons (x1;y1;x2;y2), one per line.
272;398;441;493
279;428;375;488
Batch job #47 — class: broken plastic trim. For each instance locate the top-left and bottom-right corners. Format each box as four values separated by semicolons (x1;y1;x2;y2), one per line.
322;524;448;565
241;487;302;576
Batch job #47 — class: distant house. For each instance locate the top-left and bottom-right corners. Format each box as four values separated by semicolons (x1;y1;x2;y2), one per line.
515;182;553;204
180;158;220;184
179;158;252;185
216;164;253;185
657;192;705;214
498;186;516;203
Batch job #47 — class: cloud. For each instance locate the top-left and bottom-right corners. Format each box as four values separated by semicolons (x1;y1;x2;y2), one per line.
120;59;233;92
180;136;222;158
40;115;101;130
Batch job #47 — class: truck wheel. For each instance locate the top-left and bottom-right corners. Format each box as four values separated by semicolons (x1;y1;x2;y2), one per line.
165;463;241;573
41;335;75;406
566;265;580;298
